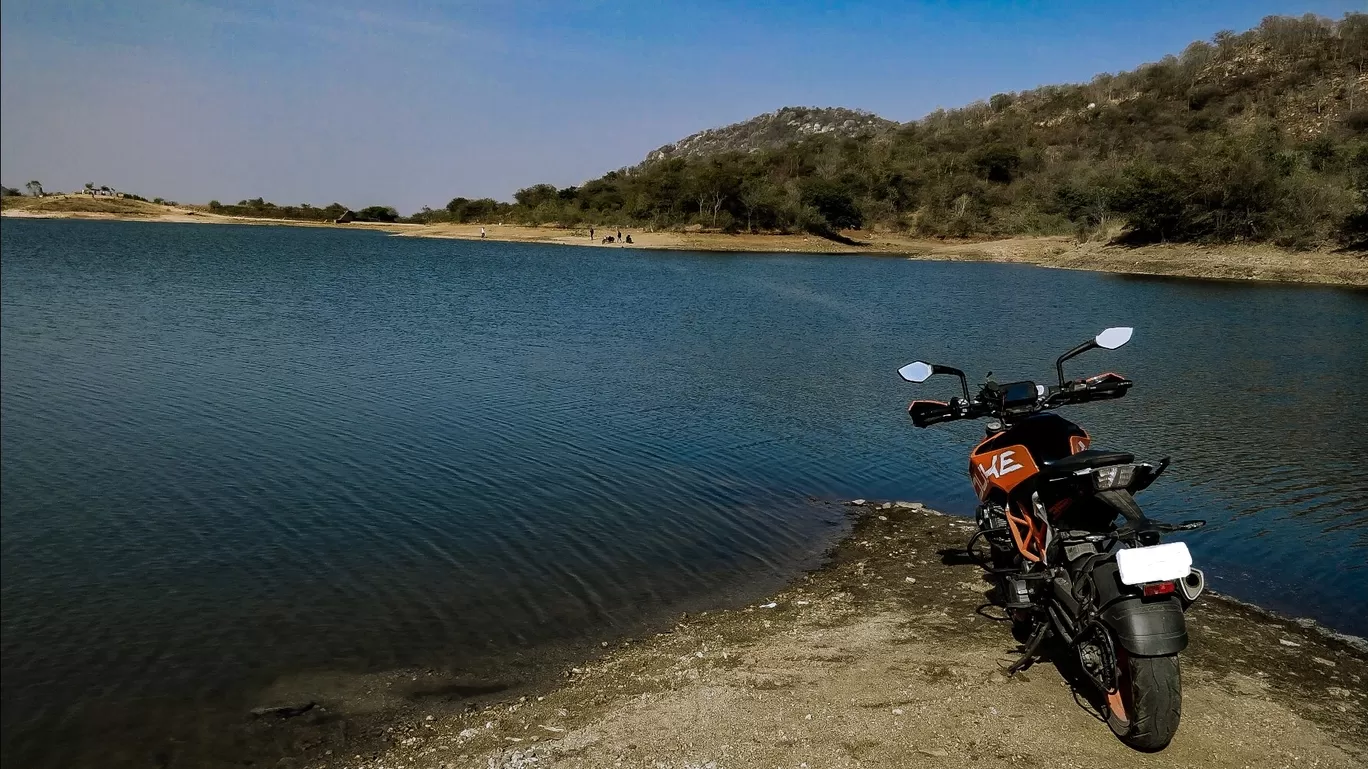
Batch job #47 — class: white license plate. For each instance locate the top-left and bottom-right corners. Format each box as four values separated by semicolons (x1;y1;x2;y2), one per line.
1116;542;1193;586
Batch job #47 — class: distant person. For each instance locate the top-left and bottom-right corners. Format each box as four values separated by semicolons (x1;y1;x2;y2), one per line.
617;228;622;240
625;234;633;244
480;227;486;238
589;226;595;240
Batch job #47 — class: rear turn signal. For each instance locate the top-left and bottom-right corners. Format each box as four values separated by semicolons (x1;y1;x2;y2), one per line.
1143;581;1177;597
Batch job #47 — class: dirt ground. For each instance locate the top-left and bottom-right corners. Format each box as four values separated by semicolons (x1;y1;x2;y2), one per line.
5;198;1364;286
260;504;1365;769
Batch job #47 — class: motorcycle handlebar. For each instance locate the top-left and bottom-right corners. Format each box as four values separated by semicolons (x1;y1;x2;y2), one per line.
908;374;1131;428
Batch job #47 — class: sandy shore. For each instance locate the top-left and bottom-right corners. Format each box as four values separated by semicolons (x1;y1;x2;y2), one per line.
401;223;1368;286
232;503;1366;769
5;198;1364;285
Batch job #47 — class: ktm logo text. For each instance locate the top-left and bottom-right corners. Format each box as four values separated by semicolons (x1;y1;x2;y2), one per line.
979;450;1024;479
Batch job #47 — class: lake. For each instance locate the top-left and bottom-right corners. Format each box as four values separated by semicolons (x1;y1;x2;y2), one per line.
2;218;1365;768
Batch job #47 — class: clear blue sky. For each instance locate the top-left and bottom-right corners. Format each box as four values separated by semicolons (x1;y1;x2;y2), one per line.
1;1;1359;212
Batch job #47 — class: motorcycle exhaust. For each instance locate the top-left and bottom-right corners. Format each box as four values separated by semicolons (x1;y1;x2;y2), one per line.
1178;568;1205;605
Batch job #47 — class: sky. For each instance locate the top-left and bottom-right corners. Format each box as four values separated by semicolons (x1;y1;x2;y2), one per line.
1;1;1361;212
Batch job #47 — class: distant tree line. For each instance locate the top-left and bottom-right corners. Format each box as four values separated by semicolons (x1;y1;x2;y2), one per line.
205;199;399;222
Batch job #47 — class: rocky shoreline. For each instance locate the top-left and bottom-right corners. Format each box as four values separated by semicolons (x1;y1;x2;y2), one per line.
238;502;1365;769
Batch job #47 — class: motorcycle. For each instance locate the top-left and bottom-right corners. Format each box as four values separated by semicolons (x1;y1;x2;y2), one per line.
898;327;1206;752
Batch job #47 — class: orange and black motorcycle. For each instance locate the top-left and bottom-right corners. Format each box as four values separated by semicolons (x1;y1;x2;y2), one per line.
899;327;1207;752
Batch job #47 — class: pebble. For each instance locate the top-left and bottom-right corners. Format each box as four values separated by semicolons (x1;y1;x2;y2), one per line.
892;708;904;715
905;577;917;584
760;602;778;609
878;515;888;521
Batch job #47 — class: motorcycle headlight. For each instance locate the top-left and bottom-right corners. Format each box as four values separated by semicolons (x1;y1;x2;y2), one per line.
1092;464;1136;491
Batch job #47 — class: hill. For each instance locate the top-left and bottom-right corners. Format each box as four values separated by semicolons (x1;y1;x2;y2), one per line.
643;107;896;163
0;194;175;217
431;13;1367;250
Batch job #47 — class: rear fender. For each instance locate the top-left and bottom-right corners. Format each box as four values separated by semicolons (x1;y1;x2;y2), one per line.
1094;560;1188;656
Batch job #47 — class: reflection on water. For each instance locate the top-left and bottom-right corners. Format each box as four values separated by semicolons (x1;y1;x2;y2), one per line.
1;219;1365;768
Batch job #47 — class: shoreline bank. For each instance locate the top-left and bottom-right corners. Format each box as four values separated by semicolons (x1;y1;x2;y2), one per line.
233;503;1365;769
5;205;1365;286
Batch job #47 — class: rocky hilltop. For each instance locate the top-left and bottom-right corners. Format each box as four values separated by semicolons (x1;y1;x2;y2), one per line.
643;106;896;163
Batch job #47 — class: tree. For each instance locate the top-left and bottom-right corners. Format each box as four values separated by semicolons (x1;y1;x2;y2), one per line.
25;180;43;197
513;184;558;209
355;205;399;222
739;177;774;232
801;178;863;230
1110;163;1188;242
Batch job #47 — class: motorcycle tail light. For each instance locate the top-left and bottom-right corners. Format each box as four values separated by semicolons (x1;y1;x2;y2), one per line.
1092;464;1136;490
1143;581;1176;597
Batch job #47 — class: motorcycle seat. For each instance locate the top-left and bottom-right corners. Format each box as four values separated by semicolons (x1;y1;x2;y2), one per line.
1040;449;1134;478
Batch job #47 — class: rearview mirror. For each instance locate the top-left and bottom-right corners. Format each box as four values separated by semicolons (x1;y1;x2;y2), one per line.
1095;327;1133;350
898;361;934;383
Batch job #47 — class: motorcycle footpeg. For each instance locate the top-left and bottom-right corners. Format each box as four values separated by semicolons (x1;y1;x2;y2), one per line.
1003;576;1033;609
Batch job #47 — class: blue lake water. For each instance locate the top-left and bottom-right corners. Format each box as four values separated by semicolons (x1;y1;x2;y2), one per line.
2;218;1365;767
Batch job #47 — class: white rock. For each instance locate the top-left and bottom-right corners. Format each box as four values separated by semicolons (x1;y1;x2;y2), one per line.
850;499;867;506
893;501;923;510
892;708;904;715
1279;638;1302;647
458;728;479;740
760;602;778;609
905;577;917;584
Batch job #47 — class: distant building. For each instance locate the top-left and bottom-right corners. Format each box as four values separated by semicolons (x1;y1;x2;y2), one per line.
334;210;357;224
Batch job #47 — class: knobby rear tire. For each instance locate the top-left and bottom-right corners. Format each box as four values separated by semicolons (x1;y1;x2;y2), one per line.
1107;652;1182;752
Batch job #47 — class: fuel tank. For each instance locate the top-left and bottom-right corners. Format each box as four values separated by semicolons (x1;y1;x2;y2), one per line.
969;413;1090;501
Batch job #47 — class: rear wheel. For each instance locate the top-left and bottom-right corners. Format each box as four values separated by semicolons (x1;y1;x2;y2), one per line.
1106;650;1182;752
